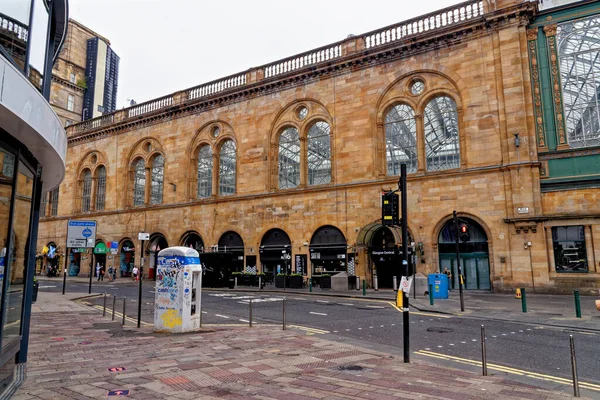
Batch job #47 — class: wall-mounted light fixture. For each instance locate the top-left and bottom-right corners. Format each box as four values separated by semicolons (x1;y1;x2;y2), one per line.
169;183;177;192
513;133;520;148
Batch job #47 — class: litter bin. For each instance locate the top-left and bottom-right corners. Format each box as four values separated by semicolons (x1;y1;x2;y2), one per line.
427;273;449;299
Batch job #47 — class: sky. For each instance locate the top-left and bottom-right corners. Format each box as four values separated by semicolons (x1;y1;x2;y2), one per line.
67;0;469;109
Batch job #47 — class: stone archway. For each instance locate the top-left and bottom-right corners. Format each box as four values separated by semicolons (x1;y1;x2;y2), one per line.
147;233;169;280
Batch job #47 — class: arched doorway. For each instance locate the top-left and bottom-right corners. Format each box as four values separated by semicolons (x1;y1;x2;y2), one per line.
438;217;490;290
119;239;135;277
357;222;412;288
44;241;59;276
93;240;109;278
148;233;168;280
309;226;347;276
218;231;244;273
260;229;291;283
181;231;204;252
200;231;244;287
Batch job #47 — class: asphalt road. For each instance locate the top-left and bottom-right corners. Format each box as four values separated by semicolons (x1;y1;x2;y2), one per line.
38;280;600;395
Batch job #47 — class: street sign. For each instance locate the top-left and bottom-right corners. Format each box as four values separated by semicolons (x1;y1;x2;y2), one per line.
400;276;413;293
138;232;150;241
67;220;96;248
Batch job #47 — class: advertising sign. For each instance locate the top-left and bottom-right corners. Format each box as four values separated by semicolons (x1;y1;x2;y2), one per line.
66;220;96;248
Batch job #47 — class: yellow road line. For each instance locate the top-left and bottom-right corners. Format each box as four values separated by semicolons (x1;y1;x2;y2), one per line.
388;302;452;318
415;350;600;391
288;324;329;335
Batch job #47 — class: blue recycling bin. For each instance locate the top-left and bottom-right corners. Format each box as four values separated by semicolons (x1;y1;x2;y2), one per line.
427;273;449;299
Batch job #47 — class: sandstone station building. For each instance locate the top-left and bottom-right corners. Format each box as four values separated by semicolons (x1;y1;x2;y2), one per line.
37;0;600;293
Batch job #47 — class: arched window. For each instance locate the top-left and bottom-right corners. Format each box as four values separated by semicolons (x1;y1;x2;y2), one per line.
278;127;300;189
81;169;92;212
197;145;212;198
558;15;600;148
219;140;236;196
95;165;106;211
424;96;460;171
307;122;331;185
150;154;164;205
385;104;417;175
133;159;145;207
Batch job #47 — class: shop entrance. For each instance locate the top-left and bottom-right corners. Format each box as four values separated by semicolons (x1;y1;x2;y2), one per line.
437;217;490;290
148;233;168;280
93;241;109;278
260;228;291;285
119;239;135;277
309;225;347;283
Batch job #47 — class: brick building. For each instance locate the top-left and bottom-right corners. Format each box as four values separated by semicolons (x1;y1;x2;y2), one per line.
36;0;600;293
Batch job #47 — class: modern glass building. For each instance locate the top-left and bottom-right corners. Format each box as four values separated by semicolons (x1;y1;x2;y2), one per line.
0;0;68;394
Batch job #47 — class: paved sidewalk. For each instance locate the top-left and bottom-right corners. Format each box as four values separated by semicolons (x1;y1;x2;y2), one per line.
13;292;583;399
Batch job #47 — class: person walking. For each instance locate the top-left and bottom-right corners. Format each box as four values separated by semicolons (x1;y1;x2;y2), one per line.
107;265;113;282
99;265;105;281
96;263;101;281
132;265;139;281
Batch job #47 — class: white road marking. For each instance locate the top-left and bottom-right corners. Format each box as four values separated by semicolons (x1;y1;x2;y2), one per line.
492;336;497;338
461;341;466;344
449;344;454;346
148;290;155;293
471;339;477;342
511;332;515;334
345;329;350;331
518;330;523;333
358;328;363;330
239;319;249;323
293;298;307;301
333;330;338;333
309;312;327;316
39;285;57;288
215;314;230;319
202;311;207;314
316;300;329;303
366;305;385;309
425;348;431;350
380;325;384;327
391;324;395;326
369;326;373;329
437;345;443;348
338;303;354;306
230;296;256;300
502;333;507;336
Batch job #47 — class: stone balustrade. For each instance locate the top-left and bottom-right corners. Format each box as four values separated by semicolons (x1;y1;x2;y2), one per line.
0;12;29;41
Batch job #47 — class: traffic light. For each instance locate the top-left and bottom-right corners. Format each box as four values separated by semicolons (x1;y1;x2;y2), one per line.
381;192;400;226
459;223;470;242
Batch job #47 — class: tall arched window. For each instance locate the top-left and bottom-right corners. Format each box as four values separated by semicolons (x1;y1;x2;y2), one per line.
81;169;92;212
558;15;600;148
197;145;212;198
385;104;417;175
95;165;106;211
278;127;300;189
219;140;236;196
150;154;164;205
424;96;460;171
133;159;145;207
307;122;331;185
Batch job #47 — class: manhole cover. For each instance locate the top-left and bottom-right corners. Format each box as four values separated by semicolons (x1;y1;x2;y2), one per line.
337;365;364;371
427;327;454;333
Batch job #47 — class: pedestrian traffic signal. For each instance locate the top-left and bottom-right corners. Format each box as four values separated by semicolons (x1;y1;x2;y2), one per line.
381;192;400;226
459;223;470;242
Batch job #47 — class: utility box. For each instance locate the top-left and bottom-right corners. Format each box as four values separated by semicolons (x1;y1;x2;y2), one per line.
154;247;202;333
427;273;449;299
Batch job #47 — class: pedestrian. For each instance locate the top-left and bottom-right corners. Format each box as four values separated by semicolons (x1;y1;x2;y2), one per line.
112;265;116;281
132;265;139;281
443;267;452;285
96;263;101;281
107;265;113;282
99;265;105;281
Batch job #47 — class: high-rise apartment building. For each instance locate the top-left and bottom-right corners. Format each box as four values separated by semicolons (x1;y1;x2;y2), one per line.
50;19;119;127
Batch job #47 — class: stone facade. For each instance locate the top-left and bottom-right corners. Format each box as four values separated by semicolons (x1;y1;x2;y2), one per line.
38;0;598;293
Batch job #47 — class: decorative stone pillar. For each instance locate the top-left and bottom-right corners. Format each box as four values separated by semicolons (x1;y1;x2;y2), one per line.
584;225;595;273
299;136;307;188
211;153;219;197
544;24;569;150
415;114;425;173
527;28;547;149
376;122;386;177
89;177;97;212
144;166;151;205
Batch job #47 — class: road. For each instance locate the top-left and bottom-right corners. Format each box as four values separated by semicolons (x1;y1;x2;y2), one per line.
39;280;600;395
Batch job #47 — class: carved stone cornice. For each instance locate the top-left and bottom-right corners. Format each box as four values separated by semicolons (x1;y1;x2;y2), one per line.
543;24;558;37
526;28;538;41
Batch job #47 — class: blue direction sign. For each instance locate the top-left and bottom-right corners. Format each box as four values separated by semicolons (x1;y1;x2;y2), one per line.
66;220;97;248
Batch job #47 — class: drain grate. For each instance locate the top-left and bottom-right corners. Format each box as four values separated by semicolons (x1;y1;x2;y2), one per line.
337;365;364;371
427;327;454;333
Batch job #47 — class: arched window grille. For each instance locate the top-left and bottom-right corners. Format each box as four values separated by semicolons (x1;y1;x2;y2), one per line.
307;121;331;185
95;166;106;211
133;159;145;207
197;145;213;198
385;104;418;175
558;15;600;148
424;96;460;171
81;169;92;212
150;155;164;205
219;140;236;196
278;127;300;189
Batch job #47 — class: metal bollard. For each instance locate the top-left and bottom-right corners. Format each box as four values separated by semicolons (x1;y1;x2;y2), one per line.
282;297;286;330
570;335;580;397
362;279;366;296
574;290;581;318
481;325;487;376
112;295;116;321
309;278;312;292
249;299;253;328
122;297;126;326
234;276;238;289
356;276;360;291
258;276;262;290
374;275;378;291
103;293;107;317
521;288;527;313
393;276;398;291
429;284;434;306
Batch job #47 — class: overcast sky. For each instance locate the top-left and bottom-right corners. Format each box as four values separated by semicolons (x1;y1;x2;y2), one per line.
67;0;466;108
